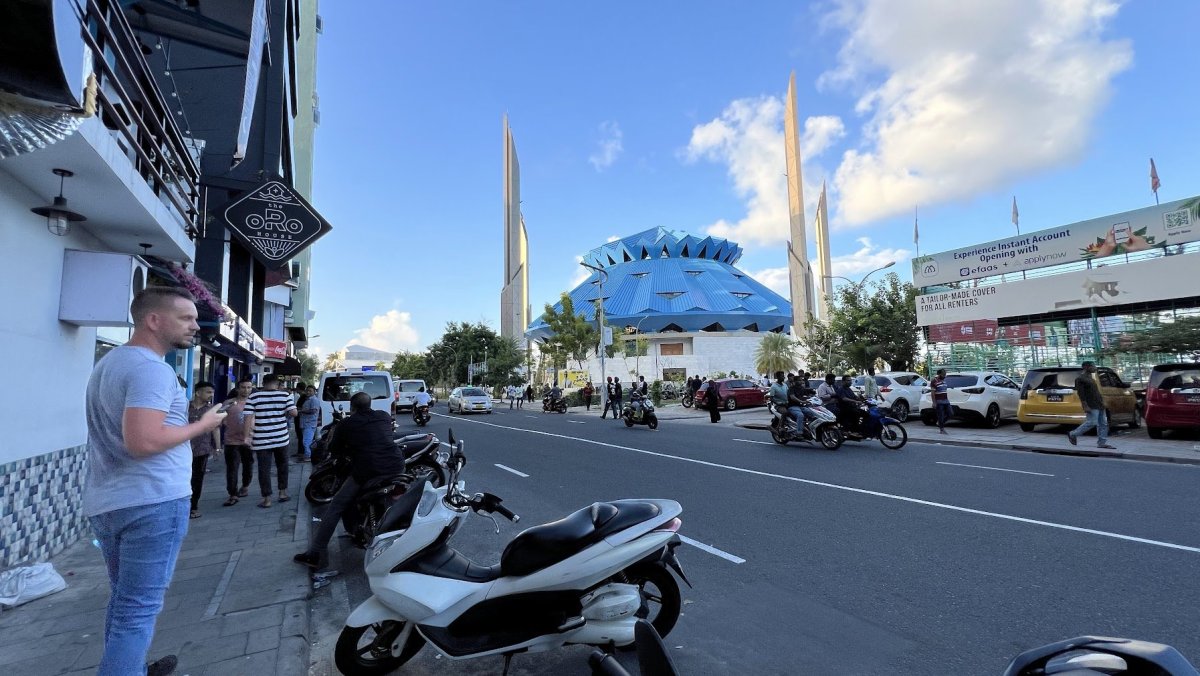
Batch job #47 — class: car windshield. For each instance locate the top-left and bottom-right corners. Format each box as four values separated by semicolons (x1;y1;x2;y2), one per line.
461;388;486;397
945;375;979;388
1150;367;1200;391
322;376;390;401
397;381;425;392
1023;370;1081;390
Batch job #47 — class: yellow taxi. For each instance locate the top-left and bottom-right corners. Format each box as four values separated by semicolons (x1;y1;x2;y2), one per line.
1017;366;1139;431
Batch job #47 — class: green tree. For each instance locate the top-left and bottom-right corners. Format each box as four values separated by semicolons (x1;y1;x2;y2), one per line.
1115;315;1200;360
539;293;598;370
297;350;320;384
754;332;799;375
322;352;342;372
825;273;920;372
426;322;523;388
795;316;847;375
389;351;430;380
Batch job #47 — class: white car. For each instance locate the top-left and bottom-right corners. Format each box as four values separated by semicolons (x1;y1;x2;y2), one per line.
918;371;1022;429
851;372;927;420
448;386;493;414
393;379;428;412
318;369;396;422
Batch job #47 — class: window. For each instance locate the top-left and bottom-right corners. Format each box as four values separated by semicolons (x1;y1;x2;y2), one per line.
397;381;425;392
944;375;979;388
1098;371;1122;388
1023;370;1081;391
892;375;912;385
660;343;684;356
1151;367;1200;391
461;388;487;397
323;375;391;401
657;291;683;300
731;292;752;299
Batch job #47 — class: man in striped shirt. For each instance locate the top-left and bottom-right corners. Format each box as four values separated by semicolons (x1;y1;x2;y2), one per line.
245;374;297;507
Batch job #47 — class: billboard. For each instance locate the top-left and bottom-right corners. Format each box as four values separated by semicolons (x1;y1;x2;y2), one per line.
916;252;1199;326
912;196;1199;286
927;320;998;343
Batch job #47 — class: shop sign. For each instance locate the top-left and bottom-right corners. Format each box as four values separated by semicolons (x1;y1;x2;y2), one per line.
222;178;332;269
912;196;1200;286
916;252;1199;326
264;339;287;361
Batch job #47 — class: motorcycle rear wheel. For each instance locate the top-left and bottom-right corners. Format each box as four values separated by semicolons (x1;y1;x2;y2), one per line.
407;458;446;488
624;416;635;427
618;563;681;647
681;397;693;409
879;422;907;450
335;621;425;675
770;427;787;445
304;471;340;505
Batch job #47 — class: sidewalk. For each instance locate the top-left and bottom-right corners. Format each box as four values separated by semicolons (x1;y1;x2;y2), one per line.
0;451;313;675
732;417;1200;466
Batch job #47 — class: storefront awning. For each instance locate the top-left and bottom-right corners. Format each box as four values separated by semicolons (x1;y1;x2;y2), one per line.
275;356;302;377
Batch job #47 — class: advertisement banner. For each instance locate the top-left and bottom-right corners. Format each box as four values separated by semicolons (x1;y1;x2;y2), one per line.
1000;324;1047;347
263;339;287;361
916;252;1199;326
912;196;1199;286
562;370;590;388
927;320;998;343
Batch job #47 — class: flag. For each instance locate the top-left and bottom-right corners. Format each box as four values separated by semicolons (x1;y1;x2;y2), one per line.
1011;196;1019;229
1150;158;1161;193
913;206;919;246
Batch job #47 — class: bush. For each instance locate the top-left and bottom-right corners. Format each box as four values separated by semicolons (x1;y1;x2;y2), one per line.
650;380;663;406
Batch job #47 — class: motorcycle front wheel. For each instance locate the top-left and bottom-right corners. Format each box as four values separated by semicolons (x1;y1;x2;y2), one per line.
879;422;907;450
624;416;635;427
619;563;681;646
304;471;340;505
681;397;693;409
407;458;446;487
647;414;658;430
819;425;844;450
335;621;425;675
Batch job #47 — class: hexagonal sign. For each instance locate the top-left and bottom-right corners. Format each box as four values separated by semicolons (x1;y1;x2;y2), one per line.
222;179;331;268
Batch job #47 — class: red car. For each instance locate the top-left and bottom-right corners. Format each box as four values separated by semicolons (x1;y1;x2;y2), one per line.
693;378;768;411
1143;363;1200;439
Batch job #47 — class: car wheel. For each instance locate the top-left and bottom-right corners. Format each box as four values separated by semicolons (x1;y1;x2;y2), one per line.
1146;426;1163;439
983;403;1001;429
1019;422;1035;432
891;399;910;420
921;410;936;426
724;397;737;411
1127;408;1140;429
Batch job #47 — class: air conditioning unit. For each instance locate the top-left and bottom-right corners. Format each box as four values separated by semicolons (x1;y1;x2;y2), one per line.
59;250;149;326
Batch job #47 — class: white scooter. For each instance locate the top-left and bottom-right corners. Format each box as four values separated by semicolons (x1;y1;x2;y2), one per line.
335;431;690;675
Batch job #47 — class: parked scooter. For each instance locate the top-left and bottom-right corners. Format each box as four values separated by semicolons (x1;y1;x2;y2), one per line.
543;395;568;413
412;403;431;426
622;393;659;429
588;619;681;676
840;398;907;450
767;399;844;450
305;431;446;505
334;430;690;675
1004;636;1198;676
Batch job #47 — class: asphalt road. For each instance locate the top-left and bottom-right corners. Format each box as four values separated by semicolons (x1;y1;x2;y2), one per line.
308;404;1200;675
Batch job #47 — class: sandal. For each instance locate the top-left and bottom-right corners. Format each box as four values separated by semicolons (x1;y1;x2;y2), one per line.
278;492;290;502
238;487;249;497
189;510;202;519
258;498;272;508
223;496;239;507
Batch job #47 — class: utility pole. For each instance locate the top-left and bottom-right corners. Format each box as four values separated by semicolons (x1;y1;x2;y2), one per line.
580;261;608;415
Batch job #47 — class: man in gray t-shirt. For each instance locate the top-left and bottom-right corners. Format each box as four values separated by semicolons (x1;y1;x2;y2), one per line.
84;287;226;676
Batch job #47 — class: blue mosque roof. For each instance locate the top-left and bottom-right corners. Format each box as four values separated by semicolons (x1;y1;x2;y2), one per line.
526;228;792;340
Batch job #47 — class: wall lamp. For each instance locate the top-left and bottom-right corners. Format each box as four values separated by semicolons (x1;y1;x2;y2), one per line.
31;168;86;237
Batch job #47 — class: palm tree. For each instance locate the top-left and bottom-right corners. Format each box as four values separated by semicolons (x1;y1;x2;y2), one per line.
754;333;799;375
322;352;342;372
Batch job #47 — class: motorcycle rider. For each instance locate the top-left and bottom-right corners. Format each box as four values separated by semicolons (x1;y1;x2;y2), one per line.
787;373;818;430
768;372;792;426
294;391;407;569
834;375;865;436
816;373;839;416
546;383;563;410
412;386;431;421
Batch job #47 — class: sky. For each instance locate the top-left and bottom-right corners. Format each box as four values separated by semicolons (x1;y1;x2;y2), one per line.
305;0;1200;359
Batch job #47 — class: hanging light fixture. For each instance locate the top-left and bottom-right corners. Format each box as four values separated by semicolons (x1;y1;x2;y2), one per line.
31;168;86;236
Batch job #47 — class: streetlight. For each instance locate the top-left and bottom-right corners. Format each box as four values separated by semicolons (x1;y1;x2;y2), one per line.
580;260;608;414
822;260;895;292
627;314;652;379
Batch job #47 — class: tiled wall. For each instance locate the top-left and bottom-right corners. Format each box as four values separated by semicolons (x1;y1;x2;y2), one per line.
0;445;89;568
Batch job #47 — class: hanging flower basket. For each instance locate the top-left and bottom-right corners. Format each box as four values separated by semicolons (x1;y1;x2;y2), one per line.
166;263;227;321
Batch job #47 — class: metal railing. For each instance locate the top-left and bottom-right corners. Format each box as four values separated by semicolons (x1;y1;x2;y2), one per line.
75;0;199;235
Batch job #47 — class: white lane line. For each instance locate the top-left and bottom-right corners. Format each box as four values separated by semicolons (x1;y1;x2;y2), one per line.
525;415;538;419
495;463;529;478
442;415;1200;555
733;438;775;446
678;535;746;564
937;461;1055;477
568;420;586;425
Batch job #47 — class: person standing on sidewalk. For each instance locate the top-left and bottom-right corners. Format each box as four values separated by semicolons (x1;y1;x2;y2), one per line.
298;384;320;462
932;369;952;434
245;374;297;507
582;381;594;411
84;286;227;676
187;381;220;519
611;377;624;422
705;379;721;423
601;377;614;419
222;378;254;505
1067;361;1116;449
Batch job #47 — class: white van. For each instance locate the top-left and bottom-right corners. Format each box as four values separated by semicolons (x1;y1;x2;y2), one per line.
317;368;396;422
394;379;428;412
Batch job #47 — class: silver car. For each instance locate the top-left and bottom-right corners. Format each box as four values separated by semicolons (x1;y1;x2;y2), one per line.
449;387;493;414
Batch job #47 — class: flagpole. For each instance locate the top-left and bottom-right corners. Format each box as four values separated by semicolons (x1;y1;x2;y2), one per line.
914;205;920;258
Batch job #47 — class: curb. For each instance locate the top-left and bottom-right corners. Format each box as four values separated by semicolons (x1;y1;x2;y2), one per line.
290;461;314;674
730;421;1200;466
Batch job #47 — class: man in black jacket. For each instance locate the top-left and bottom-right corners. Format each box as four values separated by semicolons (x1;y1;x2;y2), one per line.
1067;361;1115;449
293;392;406;568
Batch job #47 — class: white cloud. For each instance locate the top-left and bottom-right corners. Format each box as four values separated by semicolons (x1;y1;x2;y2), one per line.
588;121;624;171
829;237;910;278
749;266;791;297
606;235;620;243
569;255;591;287
685;97;837;247
823;0;1132;225
351;310;420;353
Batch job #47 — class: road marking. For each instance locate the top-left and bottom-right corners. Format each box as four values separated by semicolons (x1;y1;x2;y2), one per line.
203;550;241;618
525;415;538;419
495;463;529;478
568;420;586;424
679;535;746;564
437;414;1200;555
936;461;1054;477
733;438;775;446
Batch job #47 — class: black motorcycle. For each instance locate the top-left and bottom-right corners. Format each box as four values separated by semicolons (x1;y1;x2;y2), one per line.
621;393;659;429
542;395;568;413
412;403;431;426
305;431;446;504
343;472;421;548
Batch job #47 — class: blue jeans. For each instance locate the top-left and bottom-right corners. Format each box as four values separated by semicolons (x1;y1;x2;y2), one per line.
1070;408;1108;445
936;402;953;430
301;425;317;459
89;498;189;676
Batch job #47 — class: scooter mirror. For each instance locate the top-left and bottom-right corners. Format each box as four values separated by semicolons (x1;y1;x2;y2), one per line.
448;428;456;445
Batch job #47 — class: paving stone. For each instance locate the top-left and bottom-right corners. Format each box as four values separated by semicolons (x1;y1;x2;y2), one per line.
40;607;107;635
173;561;230;582
248;625;281;652
281;599;308;639
220;604;284;637
200;647;278;676
174;552;233;571
0;641;85;672
150;616;222;654
275;636;307;675
177;630;248;668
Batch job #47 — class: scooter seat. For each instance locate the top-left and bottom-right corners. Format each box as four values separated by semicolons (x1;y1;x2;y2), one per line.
500;500;662;577
394;435;433;457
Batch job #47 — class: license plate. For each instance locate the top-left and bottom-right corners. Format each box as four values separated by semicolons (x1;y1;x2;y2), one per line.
1187;395;1200;404
1046;394;1063;402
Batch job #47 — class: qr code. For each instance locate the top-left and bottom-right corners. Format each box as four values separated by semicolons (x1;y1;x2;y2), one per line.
1163;209;1191;229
